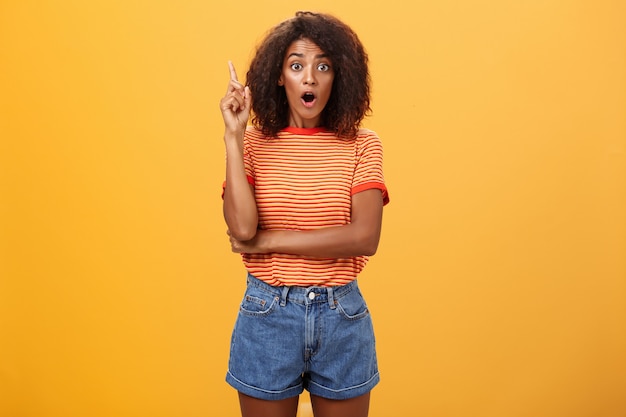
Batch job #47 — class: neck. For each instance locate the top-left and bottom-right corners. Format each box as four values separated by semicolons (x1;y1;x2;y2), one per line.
288;113;322;129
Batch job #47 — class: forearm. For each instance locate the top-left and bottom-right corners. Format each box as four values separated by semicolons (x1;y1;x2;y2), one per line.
261;224;381;258
223;136;258;241
228;189;384;258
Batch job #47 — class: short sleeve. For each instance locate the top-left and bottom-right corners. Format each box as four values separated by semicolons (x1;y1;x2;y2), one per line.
221;128;256;198
242;131;256;185
351;130;390;205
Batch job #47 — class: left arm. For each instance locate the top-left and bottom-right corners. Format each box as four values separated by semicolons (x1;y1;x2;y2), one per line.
229;188;384;258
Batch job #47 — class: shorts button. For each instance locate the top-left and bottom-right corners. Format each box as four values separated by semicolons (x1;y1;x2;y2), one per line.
308;292;316;300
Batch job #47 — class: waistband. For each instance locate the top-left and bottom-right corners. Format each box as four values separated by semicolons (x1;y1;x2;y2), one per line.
246;273;359;309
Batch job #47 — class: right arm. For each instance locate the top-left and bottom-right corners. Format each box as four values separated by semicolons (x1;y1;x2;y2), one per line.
220;61;258;241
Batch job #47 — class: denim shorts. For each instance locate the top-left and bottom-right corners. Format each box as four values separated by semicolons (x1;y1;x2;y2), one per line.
225;273;379;401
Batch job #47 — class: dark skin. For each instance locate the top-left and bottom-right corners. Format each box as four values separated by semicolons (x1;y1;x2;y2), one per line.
222;40;380;417
238;394;299;417
238;392;370;417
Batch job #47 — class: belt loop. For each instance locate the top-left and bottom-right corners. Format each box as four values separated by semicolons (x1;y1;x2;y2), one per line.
328;286;336;309
280;286;290;307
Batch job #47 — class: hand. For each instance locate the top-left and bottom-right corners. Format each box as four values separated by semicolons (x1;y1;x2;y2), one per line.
219;61;251;136
227;229;266;254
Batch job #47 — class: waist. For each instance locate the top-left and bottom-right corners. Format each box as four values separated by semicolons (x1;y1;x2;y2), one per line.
242;253;368;286
246;273;359;306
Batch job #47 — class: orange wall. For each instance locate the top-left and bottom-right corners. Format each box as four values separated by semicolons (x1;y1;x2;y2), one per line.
1;1;625;416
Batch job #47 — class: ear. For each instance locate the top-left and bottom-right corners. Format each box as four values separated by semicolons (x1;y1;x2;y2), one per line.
278;76;284;86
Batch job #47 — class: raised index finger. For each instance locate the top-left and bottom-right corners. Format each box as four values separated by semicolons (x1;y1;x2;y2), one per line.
228;60;239;82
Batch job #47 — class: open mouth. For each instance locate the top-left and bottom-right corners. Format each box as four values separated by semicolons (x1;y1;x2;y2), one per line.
302;92;316;105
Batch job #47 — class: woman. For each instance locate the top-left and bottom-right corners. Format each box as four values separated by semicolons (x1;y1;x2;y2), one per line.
220;11;389;417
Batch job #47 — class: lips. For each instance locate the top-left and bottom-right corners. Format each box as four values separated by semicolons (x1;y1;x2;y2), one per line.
301;92;316;108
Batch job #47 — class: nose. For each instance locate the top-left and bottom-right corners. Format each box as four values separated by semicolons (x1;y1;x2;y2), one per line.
303;66;316;85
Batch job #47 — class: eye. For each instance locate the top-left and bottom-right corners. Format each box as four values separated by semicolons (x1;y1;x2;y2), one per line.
290;62;303;71
317;63;331;72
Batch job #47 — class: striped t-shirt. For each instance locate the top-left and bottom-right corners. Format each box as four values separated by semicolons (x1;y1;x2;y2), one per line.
237;125;389;287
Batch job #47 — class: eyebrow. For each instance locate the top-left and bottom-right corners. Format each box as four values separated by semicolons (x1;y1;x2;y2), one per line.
287;52;329;59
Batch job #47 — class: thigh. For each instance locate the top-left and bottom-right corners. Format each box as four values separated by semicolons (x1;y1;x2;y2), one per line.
310;392;370;417
307;285;379;399
227;281;305;400
238;392;299;417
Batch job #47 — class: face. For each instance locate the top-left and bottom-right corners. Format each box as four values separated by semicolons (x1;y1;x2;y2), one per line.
278;38;334;129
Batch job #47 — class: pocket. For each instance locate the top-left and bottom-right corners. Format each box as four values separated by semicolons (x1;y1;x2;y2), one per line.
335;287;370;320
239;286;279;317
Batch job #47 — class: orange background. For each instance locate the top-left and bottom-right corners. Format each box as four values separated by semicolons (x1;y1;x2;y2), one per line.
1;1;625;416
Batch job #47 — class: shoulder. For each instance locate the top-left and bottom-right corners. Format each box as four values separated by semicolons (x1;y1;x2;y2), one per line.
356;128;378;137
244;125;266;139
244;126;273;150
355;128;383;150
355;128;382;143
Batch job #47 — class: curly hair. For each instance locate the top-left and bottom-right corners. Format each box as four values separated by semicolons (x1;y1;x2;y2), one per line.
246;11;371;139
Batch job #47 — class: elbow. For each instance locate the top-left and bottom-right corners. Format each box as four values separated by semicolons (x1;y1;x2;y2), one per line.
224;208;258;241
362;243;378;256
229;226;257;242
351;224;381;256
358;234;380;256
